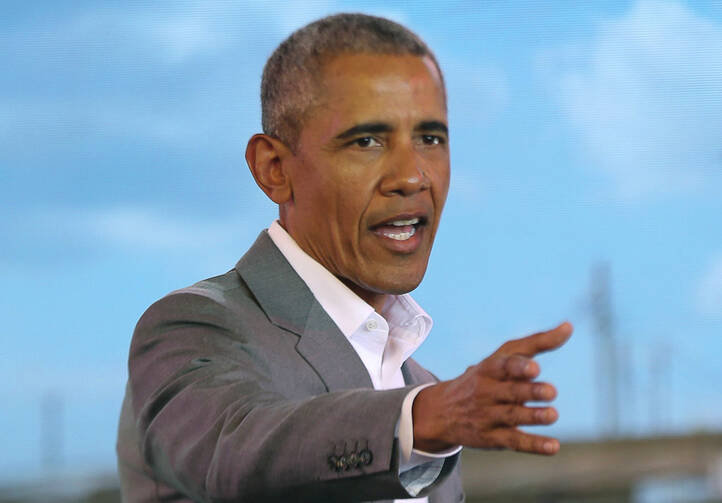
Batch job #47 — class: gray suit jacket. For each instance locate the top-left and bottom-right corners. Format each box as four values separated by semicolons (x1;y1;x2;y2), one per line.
117;231;463;502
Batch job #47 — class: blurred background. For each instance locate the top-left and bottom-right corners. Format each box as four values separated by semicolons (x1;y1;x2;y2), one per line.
2;0;721;501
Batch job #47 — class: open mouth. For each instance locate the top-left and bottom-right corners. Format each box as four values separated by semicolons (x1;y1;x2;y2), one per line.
371;216;427;242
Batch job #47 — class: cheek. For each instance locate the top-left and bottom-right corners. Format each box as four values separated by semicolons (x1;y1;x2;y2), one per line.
302;179;370;241
322;169;379;216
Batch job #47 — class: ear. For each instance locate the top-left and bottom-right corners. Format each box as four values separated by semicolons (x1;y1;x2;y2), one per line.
245;134;293;204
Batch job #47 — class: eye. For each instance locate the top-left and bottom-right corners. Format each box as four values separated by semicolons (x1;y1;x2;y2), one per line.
352;136;382;148
421;135;444;145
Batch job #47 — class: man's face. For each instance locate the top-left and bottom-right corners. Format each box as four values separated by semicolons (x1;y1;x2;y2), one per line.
281;53;450;305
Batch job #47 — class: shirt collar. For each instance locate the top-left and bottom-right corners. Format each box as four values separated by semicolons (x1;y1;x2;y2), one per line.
267;220;432;338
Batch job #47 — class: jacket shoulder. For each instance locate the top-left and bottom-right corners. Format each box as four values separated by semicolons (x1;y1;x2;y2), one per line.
168;267;249;305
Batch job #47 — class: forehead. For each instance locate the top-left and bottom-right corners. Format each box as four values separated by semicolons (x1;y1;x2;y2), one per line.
305;53;447;133
320;52;444;87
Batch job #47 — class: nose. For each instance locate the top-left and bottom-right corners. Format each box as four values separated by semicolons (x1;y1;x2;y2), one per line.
379;144;430;196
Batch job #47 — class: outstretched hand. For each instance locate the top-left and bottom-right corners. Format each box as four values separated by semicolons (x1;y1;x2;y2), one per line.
412;322;573;455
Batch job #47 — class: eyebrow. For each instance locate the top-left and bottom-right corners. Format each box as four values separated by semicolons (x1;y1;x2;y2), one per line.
415;120;448;135
334;122;392;140
334;120;448;140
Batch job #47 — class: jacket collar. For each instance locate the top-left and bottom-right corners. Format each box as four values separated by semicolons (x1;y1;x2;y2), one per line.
235;231;374;391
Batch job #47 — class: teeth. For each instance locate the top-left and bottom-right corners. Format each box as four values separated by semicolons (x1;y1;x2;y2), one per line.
383;226;417;241
390;217;419;226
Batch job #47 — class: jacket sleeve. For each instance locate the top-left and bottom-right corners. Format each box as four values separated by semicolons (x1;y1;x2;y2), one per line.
125;290;458;502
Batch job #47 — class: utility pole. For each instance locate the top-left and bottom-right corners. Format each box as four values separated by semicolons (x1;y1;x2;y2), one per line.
649;340;672;433
590;263;620;437
618;339;634;434
41;391;63;473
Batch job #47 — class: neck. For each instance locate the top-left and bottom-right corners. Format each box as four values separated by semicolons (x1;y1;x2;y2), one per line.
341;278;389;313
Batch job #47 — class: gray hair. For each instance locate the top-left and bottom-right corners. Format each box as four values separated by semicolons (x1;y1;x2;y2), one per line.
261;13;444;149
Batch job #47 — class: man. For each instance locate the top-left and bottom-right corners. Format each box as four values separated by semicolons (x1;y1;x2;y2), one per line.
117;13;572;502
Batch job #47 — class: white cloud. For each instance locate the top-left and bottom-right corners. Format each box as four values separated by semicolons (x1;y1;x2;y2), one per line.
444;62;508;206
0;203;278;273
25;205;268;256
696;256;722;317
140;11;229;63
0;100;201;146
3;4;232;66
541;0;722;199
76;206;228;250
71;207;237;251
0;3;259;148
447;63;510;127
77;4;239;64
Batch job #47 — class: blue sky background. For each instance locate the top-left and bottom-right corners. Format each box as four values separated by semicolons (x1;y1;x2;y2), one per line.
2;0;721;483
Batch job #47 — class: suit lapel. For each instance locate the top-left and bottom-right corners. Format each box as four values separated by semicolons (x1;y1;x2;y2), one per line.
402;358;436;387
236;231;373;392
296;300;374;391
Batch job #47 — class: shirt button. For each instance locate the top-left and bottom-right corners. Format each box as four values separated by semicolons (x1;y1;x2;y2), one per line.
365;319;378;331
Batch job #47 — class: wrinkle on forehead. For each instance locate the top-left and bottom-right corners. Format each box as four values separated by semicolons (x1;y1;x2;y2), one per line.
297;53;447;151
320;54;445;106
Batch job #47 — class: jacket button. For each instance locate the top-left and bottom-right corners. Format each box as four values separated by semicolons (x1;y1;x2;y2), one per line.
347;452;359;468
328;455;339;471
337;455;348;471
359;449;372;465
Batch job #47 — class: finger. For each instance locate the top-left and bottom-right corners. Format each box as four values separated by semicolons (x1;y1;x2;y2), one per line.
480;354;540;380
496;321;573;358
492;381;557;404
485;405;558;428
483;429;560;455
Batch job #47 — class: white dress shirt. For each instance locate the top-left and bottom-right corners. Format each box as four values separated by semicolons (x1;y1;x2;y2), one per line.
268;221;460;501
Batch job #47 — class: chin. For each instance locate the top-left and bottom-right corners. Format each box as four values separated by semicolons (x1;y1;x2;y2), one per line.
367;272;425;296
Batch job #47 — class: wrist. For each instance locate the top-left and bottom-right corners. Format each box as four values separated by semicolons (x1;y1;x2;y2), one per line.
412;384;454;453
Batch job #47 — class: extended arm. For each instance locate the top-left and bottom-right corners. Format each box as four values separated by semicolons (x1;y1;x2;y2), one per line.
124;291;458;502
